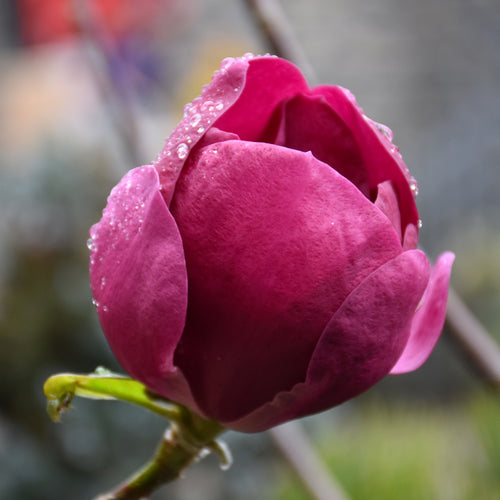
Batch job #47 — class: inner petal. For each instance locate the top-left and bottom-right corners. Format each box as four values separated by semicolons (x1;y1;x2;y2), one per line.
260;93;370;197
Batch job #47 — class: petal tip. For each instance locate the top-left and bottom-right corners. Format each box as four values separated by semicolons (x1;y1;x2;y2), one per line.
390;251;454;374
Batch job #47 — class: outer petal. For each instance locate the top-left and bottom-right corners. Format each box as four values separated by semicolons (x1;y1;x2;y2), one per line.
312;85;419;233
390;251;455;374
227;250;430;432
89;166;195;407
170;140;403;423
151;55;252;203
151;55;308;205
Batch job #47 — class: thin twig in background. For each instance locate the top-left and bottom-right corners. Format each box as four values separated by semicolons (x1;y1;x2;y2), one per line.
243;0;500;389
445;288;500;387
71;0;143;170
270;422;351;500
242;0;316;84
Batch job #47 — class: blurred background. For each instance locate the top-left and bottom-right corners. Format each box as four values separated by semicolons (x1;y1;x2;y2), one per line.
0;0;499;499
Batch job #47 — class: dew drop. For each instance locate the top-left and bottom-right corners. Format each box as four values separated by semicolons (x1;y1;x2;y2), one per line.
103;305;109;312
197;126;205;134
418;219;423;229
190;113;201;128
215;102;224;111
92;298;99;308
220;57;235;71
86;238;93;250
202;100;214;111
176;143;189;159
376;122;393;140
410;179;419;197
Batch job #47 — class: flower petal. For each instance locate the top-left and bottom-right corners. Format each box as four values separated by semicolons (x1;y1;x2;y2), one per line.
215;56;309;141
227;249;430;432
261;93;370;197
152;55;251;203
170;140;402;422
390;251;455;374
374;180;403;242
312;85;419;233
152;55;307;204
89;166;190;399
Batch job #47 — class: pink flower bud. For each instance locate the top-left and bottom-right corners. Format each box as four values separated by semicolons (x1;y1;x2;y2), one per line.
89;55;454;432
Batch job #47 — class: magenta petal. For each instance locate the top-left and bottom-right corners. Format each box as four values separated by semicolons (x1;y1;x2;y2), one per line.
89;166;189;398
227;250;430;432
374;180;403;242
312;85;419;233
170;140;402;422
263;93;370;196
151;56;251;203
402;223;419;251
215;56;309;141
390;252;455;374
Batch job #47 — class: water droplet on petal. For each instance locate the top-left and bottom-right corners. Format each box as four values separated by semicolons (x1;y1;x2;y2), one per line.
221;57;235;71
183;103;193;117
190;113;201;128
86;238;93;250
410;178;419;197
418;219;423;229
176;143;189;159
201;100;214;111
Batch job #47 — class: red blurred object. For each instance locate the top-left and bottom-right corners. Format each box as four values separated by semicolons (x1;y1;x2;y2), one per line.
17;0;168;45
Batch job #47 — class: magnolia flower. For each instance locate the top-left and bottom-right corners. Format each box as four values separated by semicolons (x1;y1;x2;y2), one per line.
89;55;454;432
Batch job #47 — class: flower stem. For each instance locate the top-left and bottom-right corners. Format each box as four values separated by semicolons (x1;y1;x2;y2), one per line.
43;368;230;499
94;412;227;500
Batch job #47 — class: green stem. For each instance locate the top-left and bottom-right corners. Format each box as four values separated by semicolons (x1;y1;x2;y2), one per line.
94;411;226;500
44;368;230;499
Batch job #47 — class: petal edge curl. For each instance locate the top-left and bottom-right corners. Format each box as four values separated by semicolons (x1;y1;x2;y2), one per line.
390;251;455;374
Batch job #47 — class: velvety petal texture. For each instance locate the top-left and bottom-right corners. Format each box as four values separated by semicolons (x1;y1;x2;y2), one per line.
90;54;453;432
171;140;402;422
89;166;197;410
229;249;430;432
